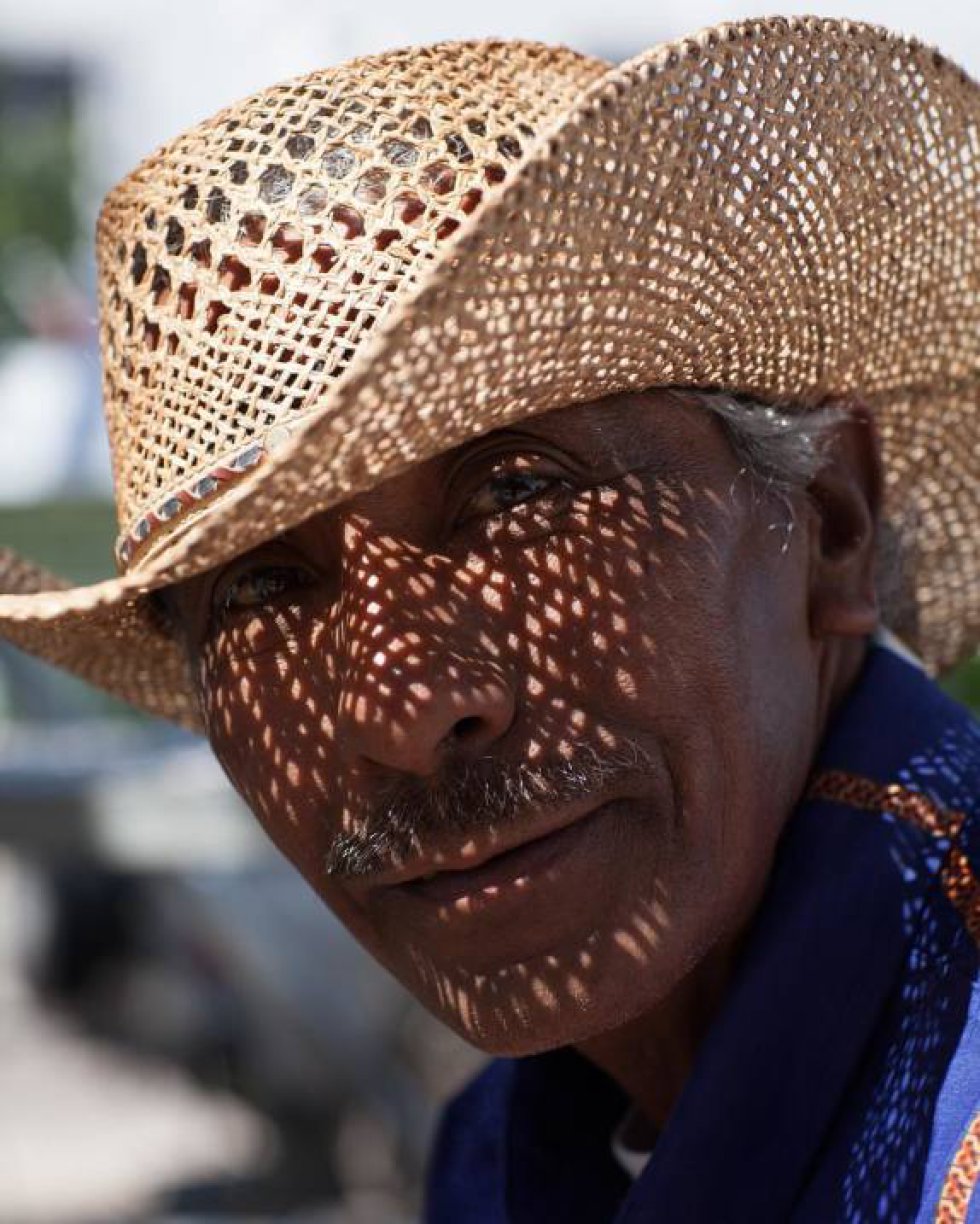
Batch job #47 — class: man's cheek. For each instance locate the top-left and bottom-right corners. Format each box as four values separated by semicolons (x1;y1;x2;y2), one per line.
205;725;286;832
232;765;321;869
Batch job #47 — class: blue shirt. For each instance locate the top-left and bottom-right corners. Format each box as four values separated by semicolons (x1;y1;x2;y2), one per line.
425;645;980;1222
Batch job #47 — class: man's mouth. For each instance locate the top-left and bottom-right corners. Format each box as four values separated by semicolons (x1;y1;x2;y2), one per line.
359;793;626;907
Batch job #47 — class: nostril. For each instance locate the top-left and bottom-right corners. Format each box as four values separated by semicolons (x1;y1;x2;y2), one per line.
451;715;485;743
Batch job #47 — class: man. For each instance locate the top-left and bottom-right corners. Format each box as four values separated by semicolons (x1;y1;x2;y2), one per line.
0;16;978;1221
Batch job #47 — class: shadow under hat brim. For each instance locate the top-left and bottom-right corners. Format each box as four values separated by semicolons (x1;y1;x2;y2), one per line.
1;14;977;729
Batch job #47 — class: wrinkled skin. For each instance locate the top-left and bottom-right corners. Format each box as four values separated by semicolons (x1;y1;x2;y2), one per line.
168;388;880;1125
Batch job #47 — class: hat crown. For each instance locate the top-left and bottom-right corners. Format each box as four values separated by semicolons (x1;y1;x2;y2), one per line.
96;39;608;570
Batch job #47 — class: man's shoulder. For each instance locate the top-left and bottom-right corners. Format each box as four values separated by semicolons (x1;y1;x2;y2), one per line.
425;1049;630;1224
808;643;980;949
425;1059;516;1224
801;643;980;1220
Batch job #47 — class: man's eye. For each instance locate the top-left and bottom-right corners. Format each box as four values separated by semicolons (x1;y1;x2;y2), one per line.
456;470;571;524
213;564;315;620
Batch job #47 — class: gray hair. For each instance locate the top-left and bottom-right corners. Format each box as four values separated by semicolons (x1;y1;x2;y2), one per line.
676;387;847;495
672;387;900;629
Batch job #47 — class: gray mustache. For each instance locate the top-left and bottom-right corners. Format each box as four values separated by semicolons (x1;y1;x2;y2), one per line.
323;738;654;879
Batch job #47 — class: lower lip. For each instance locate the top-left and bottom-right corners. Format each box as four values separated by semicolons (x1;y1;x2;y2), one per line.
391;800;619;910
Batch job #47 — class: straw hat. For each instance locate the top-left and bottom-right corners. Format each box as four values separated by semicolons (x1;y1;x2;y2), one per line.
0;16;977;731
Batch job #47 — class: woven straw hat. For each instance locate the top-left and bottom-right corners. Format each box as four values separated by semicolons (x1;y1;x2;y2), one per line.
0;16;977;731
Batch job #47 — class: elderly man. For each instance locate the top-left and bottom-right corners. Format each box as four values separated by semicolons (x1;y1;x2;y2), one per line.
1;16;978;1222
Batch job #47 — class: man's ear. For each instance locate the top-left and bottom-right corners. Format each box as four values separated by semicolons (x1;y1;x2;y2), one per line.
807;402;882;641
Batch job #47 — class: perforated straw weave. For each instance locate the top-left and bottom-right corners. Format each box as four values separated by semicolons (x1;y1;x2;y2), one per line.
98;41;607;569
0;17;977;730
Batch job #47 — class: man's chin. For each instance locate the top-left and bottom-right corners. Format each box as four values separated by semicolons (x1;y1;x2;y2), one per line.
403;952;684;1060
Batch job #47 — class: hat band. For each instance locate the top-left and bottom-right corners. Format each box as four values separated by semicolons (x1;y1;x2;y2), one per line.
114;415;314;570
116;440;267;570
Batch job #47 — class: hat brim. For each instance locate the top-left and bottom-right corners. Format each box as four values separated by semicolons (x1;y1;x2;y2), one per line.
1;15;978;729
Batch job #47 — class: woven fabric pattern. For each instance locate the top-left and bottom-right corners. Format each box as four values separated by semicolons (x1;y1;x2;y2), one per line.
936;1109;980;1223
0;17;976;728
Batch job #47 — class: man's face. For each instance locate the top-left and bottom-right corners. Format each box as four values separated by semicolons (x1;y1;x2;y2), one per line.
173;391;829;1054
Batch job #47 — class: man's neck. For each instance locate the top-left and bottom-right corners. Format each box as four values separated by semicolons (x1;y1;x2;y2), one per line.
574;928;748;1136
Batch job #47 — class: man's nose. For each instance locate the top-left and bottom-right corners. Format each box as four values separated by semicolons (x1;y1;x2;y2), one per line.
330;525;517;778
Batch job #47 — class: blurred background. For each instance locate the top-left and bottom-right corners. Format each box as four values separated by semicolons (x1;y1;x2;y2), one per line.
0;0;977;1220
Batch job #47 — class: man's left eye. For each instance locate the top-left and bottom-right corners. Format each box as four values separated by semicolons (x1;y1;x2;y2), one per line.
456;470;571;524
212;563;315;623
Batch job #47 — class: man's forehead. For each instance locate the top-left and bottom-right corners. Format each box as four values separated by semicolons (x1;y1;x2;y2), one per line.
290;388;710;531
463;389;678;447
438;387;701;473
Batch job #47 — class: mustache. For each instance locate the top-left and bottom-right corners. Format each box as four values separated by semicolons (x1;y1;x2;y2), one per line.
323;738;655;879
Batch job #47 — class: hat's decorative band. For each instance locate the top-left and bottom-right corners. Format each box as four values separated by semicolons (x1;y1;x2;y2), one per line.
115;442;266;569
114;418;308;570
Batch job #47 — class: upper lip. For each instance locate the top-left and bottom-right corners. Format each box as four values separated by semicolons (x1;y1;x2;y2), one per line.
352;789;629;893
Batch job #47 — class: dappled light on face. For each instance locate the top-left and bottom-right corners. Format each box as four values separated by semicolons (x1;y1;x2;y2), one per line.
399;886;682;1047
191;395;800;1053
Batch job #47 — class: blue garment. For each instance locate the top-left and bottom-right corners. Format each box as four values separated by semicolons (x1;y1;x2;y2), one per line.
425;645;980;1222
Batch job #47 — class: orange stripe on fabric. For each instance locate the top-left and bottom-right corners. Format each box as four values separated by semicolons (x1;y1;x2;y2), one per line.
807;771;980;948
935;1110;980;1224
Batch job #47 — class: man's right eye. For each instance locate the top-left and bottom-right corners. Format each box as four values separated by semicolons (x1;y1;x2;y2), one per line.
212;563;316;621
